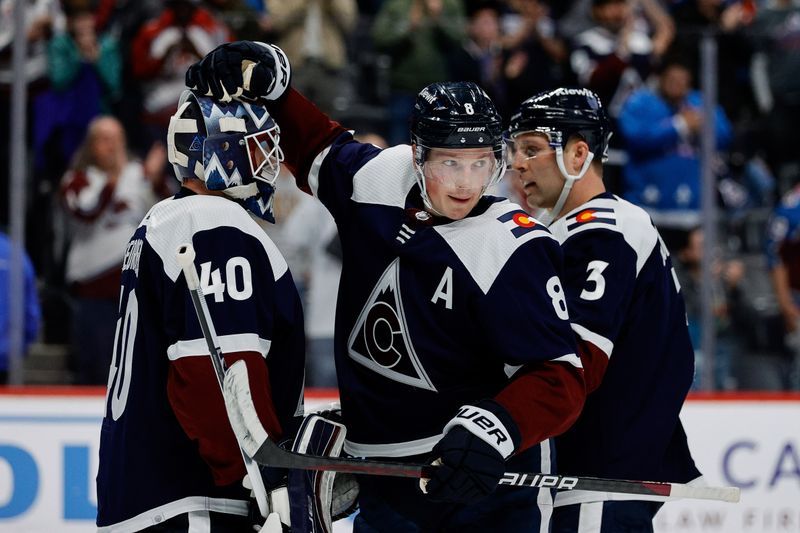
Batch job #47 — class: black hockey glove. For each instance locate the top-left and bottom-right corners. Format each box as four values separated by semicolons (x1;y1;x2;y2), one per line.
423;401;520;505
185;41;291;102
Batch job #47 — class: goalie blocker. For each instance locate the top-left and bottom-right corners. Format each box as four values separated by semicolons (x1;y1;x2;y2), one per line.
224;361;359;533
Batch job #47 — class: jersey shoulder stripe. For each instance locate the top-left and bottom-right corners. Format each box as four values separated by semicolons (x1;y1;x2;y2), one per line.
351;144;416;208
566;206;616;231
435;200;556;294
555;195;658;276
143;195;288;282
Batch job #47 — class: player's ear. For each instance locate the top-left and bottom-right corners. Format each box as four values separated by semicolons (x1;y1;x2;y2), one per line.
568;139;590;173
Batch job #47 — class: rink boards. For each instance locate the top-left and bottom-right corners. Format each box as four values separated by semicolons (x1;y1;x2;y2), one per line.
0;389;797;533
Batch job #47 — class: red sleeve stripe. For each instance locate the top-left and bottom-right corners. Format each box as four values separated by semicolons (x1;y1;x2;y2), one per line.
266;89;347;188
495;362;585;451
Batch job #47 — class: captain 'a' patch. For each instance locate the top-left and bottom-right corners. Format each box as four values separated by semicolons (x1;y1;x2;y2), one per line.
347;258;437;391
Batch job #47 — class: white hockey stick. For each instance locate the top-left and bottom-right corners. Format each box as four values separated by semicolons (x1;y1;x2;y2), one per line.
175;243;270;518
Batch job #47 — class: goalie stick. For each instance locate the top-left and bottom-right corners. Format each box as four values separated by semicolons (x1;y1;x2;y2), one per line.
246;435;740;503
175;243;271;518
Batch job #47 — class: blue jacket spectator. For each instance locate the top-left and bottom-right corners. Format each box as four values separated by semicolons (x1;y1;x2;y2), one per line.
0;232;41;384
619;59;732;234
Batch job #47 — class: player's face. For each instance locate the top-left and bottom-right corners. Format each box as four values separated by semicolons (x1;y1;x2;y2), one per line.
423;147;496;220
508;133;563;212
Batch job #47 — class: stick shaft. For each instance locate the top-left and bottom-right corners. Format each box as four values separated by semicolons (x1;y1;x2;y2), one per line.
176;243;271;517
251;437;739;503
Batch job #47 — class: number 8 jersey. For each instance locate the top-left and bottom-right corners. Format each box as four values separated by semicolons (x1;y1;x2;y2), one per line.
96;189;305;531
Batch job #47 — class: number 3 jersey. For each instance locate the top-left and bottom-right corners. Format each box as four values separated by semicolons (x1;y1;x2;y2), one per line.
96;190;305;530
549;193;701;506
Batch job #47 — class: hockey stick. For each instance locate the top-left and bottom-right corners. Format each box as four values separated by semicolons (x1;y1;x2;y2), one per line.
175;243;271;518
248;437;739;503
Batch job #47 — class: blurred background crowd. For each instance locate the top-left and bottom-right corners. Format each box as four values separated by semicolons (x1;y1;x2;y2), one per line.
2;0;800;392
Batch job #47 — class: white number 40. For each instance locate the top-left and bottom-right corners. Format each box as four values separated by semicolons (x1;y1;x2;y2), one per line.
200;256;253;302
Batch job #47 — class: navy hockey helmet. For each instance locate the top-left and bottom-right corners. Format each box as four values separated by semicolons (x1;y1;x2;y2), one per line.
507;88;612;225
507;87;611;163
409;82;506;212
167;89;283;222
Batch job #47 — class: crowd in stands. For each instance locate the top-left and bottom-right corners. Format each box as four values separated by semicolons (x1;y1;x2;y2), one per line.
1;0;800;391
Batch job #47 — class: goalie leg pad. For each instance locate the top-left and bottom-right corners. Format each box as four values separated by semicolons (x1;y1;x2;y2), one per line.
288;413;359;533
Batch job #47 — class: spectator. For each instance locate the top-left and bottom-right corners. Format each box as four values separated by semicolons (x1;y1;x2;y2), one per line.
92;0;162;157
765;184;800;390
673;226;744;390
618;57;733;250
569;0;674;119
0;231;41;384
206;0;273;42
60;116;162;384
372;0;465;145
35;6;122;177
267;0;358;114
130;0;230;148
749;0;800;195
501;0;568;118
448;1;507;114
0;0;63;227
669;0;756;127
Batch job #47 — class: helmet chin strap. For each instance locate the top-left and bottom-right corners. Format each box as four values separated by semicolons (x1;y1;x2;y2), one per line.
539;146;594;226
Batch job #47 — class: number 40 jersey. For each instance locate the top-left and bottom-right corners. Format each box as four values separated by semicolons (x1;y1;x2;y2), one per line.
96;190;305;531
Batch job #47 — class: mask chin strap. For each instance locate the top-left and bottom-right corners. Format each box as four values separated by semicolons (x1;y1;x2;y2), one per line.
539;146;594;226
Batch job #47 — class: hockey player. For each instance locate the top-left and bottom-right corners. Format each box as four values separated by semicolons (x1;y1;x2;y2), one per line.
186;42;586;531
96;90;306;532
506;87;702;532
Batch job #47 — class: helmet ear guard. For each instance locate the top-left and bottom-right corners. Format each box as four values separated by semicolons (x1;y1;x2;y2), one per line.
167;90;283;222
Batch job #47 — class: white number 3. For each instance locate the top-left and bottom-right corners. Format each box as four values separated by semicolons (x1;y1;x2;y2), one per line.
581;260;609;301
546;276;570;320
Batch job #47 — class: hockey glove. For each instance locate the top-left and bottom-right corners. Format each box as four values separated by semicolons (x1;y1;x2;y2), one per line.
185;41;291;103
422;401;520;505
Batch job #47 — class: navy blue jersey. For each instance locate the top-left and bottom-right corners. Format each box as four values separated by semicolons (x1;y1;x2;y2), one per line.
308;141;580;460
261;88;585;526
549;193;700;506
96;192;305;531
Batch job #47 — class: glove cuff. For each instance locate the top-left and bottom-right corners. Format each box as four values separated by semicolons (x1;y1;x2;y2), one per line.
442;400;520;459
252;42;291;101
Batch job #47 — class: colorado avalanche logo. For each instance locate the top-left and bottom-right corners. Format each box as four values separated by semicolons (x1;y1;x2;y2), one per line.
347;259;437;391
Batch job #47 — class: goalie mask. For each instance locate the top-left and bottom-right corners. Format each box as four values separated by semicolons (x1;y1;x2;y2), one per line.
506;87;611;224
409;81;506;215
167;89;284;222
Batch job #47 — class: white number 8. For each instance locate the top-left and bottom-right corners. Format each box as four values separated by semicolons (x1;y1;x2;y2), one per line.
464;103;474;115
546;276;569;320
